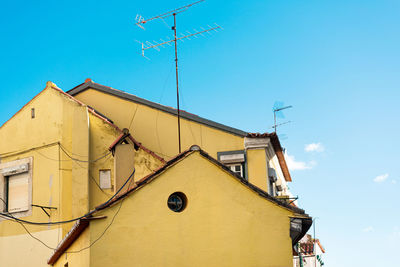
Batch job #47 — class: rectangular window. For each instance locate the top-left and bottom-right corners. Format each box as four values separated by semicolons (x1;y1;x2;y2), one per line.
227;163;244;177
7;172;29;212
0;158;33;217
99;169;112;189
217;150;246;179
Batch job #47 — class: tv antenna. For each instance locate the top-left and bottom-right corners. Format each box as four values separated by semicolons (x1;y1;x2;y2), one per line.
135;0;221;153
272;101;292;133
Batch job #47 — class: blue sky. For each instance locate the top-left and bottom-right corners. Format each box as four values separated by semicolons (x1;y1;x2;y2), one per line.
1;0;399;265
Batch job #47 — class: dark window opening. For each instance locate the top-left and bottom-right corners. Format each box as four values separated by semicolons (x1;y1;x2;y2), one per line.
167;192;187;212
3;176;9;212
227;163;244;177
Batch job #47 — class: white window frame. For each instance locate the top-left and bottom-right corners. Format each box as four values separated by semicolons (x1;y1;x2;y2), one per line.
0;157;33;218
226;163;244;177
217;150;247;179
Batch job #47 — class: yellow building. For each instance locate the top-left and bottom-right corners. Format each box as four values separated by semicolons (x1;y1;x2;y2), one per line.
68;79;294;196
0;80;311;267
0;82;164;266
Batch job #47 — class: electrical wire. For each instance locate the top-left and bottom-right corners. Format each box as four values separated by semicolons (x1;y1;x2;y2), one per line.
58;144;94;158
66;198;124;254
0;197;56;250
35;149;71;162
128;103;139;131
0;142;110;163
179;85;197;145
3;199;125;254
33;143;111;163
59;144;111;163
155;65;174;158
1;177;129;254
0;168;135;225
89;173;113;197
66;171;135;254
71;153;113;172
0;136;135;252
0;142;59;159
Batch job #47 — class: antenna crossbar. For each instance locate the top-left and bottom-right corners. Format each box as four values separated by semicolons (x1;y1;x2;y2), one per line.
135;0;205;27
134;0;220;153
274;105;293;112
140;25;220;52
271;121;291;130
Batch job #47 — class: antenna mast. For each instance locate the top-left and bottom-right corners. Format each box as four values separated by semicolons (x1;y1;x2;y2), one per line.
135;0;221;153
273;105;292;133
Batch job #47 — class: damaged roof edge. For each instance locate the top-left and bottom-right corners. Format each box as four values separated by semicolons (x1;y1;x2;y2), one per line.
47;219;89;265
97;147;307;215
67;81;248;137
48;146;309;265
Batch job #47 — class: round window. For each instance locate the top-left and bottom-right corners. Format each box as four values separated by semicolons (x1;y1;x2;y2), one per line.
167;192;187;212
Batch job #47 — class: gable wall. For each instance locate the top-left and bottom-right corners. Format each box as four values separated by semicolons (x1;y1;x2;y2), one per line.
72;88;290;193
72;89;245;160
87;111;164;210
0;84;168;267
0;85;91;266
88;152;294;267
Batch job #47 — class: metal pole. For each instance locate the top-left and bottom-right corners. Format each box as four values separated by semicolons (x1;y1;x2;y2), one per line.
274;111;277;133
313;218;317;267
172;13;182;153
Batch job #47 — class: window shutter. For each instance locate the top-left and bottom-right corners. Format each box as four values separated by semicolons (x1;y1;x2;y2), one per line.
8;172;29;213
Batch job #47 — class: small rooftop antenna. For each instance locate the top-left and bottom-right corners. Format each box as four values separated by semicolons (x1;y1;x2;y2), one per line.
272;101;293;133
135;0;221;153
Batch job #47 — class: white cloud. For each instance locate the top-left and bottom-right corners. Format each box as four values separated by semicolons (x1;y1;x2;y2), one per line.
373;174;389;183
304;143;325;152
285;153;316;171
362;226;374;232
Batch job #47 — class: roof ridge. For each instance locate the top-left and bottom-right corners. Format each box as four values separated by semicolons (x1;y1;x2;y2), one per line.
94;146;305;215
48;145;309;265
67;80;249;137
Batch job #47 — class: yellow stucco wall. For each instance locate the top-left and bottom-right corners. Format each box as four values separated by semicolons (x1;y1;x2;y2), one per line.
0;228;59;266
87;111;164;209
0;82;295;266
71;88;277;192
247;148;268;192
72;89;244;159
87;112;119;209
53;227;91;267
0;85;82;266
86;152;294;267
0;83;165;266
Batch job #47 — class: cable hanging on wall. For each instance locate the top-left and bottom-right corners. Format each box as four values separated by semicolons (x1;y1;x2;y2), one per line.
0;168;135;225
